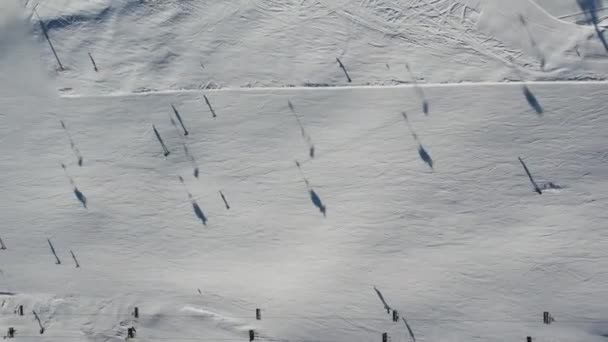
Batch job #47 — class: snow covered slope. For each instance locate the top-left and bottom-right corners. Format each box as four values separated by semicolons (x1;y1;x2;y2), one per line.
21;0;608;95
1;0;608;341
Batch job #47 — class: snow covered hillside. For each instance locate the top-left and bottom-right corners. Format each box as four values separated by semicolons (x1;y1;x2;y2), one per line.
1;0;608;341
19;0;608;94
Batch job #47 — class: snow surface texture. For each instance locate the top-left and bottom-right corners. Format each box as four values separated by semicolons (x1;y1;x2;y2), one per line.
18;0;608;94
1;0;608;341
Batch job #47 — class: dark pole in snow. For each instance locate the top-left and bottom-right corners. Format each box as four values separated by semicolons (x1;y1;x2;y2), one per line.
336;57;352;83
0;237;6;250
32;310;45;334
219;191;230;210
88;52;98;72
373;286;392;314
518;157;541;194
70;250;80;268
203;95;217;118
34;9;64;71
152;125;170;156
402;317;416;342
171;104;189;136
47;239;61;265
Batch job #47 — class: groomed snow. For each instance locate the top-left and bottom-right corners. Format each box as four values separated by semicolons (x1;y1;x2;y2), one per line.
1;0;608;341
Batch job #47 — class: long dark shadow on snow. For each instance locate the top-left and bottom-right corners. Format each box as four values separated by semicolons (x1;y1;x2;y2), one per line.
401;113;433;169
578;0;608;52
60;120;83;166
178;176;207;225
405;63;429;115
522;85;543;115
167;111;199;177
519;15;546;69
61;164;87;208
295;161;326;217
288;100;315;158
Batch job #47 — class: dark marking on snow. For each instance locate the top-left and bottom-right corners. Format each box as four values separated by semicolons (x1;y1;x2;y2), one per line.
289;100;316;158
47;239;61;265
518;157;542;194
203;95;217;118
74;187;87;208
171;104;189;136
219;191;230;210
153;125;170;156
402;112;434;169
34;8;64;71
418;145;433;169
70;250;80;268
32;310;45;334
405;64;429;115
192;201;207;225
309;190;326;217
577;0;608;52
373;286;392;314
60;120;84;166
88;52;98;72
336;57;352;83
402;317;416;342
523;86;543;115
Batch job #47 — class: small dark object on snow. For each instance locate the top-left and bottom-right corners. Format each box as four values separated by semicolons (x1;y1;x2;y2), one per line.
219;191;230;210
192;201;208;225
127;326;136;338
74;187;87;208
418;145;433;169
309;189;326;217
523;85;543;115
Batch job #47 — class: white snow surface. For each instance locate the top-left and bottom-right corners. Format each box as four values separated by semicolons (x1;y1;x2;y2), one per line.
1;0;608;341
